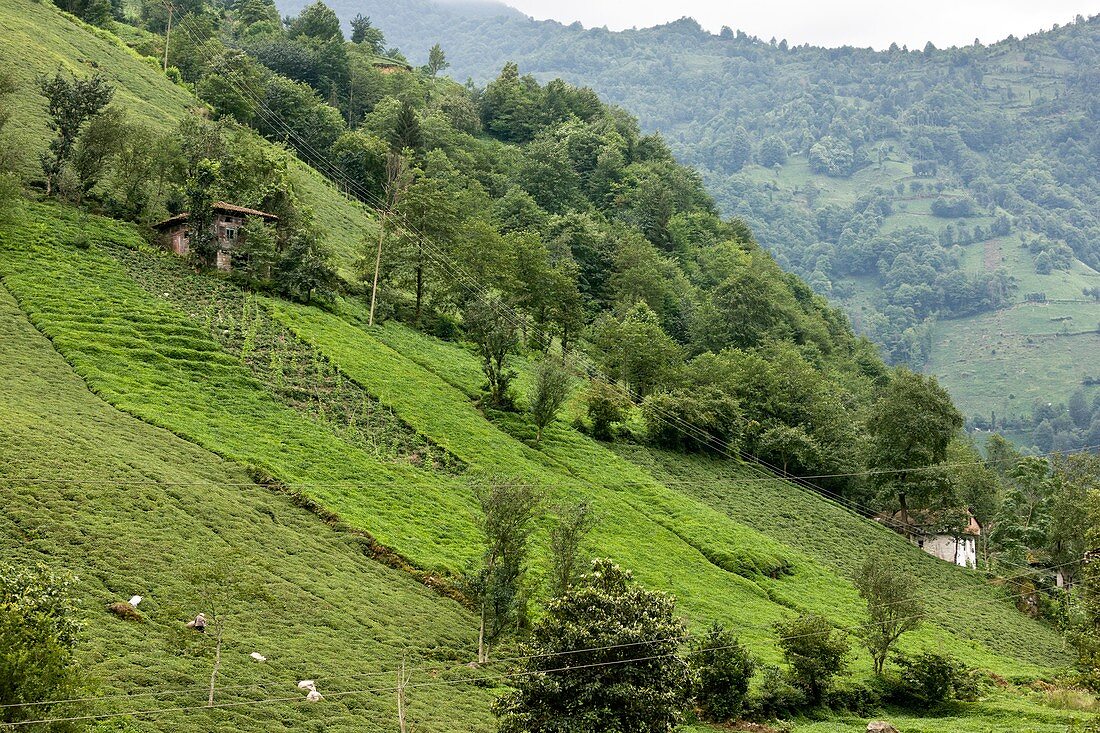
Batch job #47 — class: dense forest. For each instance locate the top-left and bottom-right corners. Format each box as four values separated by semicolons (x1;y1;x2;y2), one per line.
303;0;1100;441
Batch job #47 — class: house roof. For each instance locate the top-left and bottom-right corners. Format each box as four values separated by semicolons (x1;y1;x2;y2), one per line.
875;508;982;537
152;202;279;230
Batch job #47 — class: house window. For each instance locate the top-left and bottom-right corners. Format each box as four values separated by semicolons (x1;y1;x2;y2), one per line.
226;228;237;240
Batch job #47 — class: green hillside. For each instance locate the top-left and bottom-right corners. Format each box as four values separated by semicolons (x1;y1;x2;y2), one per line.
321;0;1100;440
1;2;1097;731
0;0;376;274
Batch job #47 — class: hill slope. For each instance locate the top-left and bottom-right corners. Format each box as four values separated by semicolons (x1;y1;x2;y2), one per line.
311;0;1100;434
0;0;376;275
0;4;1092;731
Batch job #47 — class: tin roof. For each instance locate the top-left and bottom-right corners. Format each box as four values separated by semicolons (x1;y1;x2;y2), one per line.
153;202;279;230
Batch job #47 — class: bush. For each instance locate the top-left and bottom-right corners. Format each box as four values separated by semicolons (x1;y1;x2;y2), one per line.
687;622;756;722
585;380;628;440
825;680;883;715
745;664;807;719
774;614;850;704
106;602;144;622
890;652;977;706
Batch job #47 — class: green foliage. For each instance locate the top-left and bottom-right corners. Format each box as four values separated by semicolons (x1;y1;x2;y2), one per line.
687;622;756;722
36;68;114;195
547;500;597;598
350;13;385;53
868;368;964;515
642;387;742;453
774;614;851;704
0;563;82;726
467;479;542;662
585;380;628;440
745;664;808;720
853;557;925;676
465;293;520;410
528;358;572;443
493;559;687;733
286;1;343;41
892;652;978;706
185;158;220;264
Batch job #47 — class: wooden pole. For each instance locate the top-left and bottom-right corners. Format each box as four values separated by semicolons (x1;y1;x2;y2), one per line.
163;5;172;72
368;210;385;327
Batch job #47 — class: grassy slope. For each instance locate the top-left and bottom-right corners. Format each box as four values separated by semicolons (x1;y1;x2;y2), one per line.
0;202;1072;683
0;275;495;732
0;0;375;275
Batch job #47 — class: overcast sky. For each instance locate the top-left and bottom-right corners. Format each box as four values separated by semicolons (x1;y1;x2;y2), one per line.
490;0;1098;49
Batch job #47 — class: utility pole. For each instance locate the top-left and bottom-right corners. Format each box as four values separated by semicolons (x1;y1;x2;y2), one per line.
369;153;407;326
368;208;387;326
163;4;173;72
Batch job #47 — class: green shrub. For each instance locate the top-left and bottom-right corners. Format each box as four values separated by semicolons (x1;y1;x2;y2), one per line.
745;664;807;720
585;380;628;440
642;387;742;453
891;652;977;707
774;614;850;704
687;622;756;722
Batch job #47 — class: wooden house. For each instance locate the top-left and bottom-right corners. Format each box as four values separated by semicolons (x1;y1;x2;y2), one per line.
153;202;278;272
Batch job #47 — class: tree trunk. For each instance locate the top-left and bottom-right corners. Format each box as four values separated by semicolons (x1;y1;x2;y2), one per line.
477;605;487;664
898;491;911;539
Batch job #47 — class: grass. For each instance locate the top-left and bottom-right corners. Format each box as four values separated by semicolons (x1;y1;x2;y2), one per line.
0;274;497;733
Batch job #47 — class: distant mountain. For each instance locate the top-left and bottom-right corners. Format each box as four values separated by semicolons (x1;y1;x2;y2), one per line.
282;0;1100;442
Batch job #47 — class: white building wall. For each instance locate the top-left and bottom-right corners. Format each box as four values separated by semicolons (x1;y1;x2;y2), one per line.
918;534;976;568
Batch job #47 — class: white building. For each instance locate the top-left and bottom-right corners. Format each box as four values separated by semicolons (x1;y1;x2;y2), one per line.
877;510;981;569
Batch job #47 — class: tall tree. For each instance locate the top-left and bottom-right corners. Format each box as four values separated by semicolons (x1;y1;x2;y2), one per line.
464;294;520;410
774;614;850;704
467;479;542;663
185;158;220;266
867;368;963;532
349;13;385;53
853;557;924;675
287;0;342;41
427;44;449;76
528;358;572;444
494;559;686;733
37;69;114;195
547;500;597;597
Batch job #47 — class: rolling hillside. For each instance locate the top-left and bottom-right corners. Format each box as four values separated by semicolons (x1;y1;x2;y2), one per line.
0;3;1095;731
311;0;1100;436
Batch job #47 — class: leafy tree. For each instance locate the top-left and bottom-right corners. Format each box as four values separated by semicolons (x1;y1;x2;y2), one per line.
585;380;628;440
287;0;342;41
467;479;541;663
853;557;924;675
774;614;850;704
465;294;520;410
547;500;598;597
350;13;385;53
592;303;682;398
758;134;788;168
237;216;279;282
642;388;742;453
0;563;82;727
481;62;545;143
37;69;114;195
687;622;756;722
528;358;572;444
867;368;963;530
274;231;337;304
427;43;450;76
186;158;220;265
727;126;752;172
494;559;686;733
390;101;422;153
